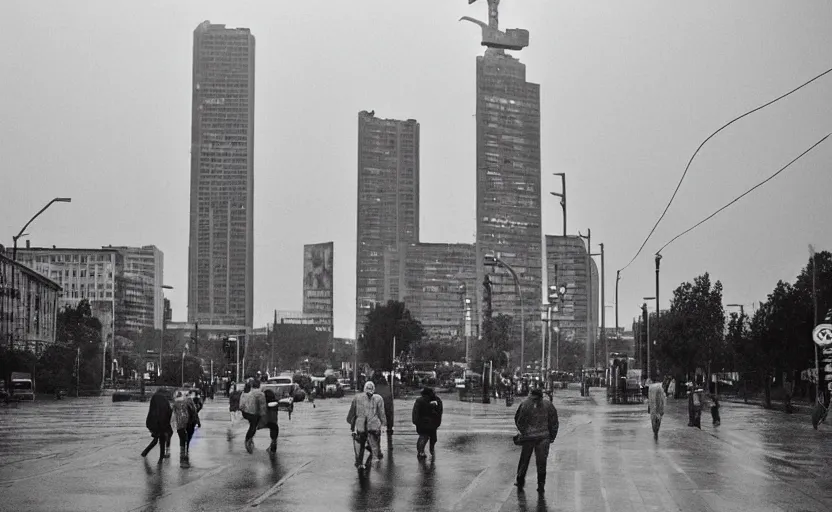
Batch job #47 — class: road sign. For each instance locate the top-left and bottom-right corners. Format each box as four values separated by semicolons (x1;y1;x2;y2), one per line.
812;324;832;347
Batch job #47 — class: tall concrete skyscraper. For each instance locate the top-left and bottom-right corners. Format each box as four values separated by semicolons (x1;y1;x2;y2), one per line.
464;1;542;369
188;21;255;328
355;111;420;337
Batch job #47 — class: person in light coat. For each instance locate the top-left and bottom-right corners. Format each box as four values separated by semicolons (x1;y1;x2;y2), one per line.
648;381;666;439
347;381;386;468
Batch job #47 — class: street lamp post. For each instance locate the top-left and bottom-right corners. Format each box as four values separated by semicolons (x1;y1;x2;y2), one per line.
643;297;656;381
12;197;72;261
483;253;524;374
550;173;567;238
578;230;593;368
10;197;71;351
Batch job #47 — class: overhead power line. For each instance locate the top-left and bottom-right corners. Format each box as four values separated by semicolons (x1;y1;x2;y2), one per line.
617;65;832;274
656;133;831;255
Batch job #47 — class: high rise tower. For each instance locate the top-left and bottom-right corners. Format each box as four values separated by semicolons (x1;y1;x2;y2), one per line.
465;1;542;368
188;21;255;328
355;111;420;337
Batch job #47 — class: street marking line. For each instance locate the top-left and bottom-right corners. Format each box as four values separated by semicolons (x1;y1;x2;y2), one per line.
246;459;312;508
450;467;489;511
489;481;517;512
574;470;582;512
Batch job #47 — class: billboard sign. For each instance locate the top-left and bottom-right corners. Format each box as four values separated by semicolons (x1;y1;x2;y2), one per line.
303;242;334;332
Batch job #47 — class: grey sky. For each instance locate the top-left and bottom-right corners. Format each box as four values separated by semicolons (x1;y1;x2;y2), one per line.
2;1;830;338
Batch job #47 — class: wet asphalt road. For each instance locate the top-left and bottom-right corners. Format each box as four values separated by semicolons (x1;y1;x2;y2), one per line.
0;387;830;512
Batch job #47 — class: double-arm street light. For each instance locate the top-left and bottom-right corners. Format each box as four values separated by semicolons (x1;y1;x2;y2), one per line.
483;252;525;373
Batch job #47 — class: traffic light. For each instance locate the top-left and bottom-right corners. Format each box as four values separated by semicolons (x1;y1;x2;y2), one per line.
483;275;493;320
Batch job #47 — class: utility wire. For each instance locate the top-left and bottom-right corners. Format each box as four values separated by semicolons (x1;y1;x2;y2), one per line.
617;65;832;274
656;133;831;255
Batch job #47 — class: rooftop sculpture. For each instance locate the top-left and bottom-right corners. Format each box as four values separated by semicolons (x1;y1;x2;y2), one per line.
460;0;529;51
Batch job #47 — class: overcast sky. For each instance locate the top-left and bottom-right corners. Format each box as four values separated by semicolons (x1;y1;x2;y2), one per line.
2;1;830;338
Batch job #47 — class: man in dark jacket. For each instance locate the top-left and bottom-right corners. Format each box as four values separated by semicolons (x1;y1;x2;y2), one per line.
374;374;395;436
514;388;558;493
141;388;173;463
412;387;443;459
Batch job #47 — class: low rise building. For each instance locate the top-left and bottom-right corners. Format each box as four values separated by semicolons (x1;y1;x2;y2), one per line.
0;252;61;355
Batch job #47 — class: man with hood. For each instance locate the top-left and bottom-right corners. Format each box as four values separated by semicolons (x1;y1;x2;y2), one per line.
514;388;559;494
648;381;666;439
412;387;443;459
141;387;173;462
347;381;386;469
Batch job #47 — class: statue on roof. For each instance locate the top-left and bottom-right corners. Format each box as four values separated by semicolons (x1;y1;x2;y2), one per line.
461;0;529;51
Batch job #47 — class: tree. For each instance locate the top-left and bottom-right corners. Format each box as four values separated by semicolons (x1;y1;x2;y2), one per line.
475;313;513;370
361;301;425;371
654;273;725;384
413;340;465;363
53;300;104;391
159;354;204;386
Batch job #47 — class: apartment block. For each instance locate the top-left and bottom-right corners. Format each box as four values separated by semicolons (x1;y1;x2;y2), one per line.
545;235;599;360
188;21;255;328
383;243;477;343
355;111;419;336
16;247;121;343
474;48;542;359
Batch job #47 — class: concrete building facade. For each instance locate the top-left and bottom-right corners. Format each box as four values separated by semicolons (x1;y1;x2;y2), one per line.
383;243;477;344
188;21;255;328
474;48;542;365
355;111;419;336
0;252;61;355
545;235;599;364
109;245;164;331
15;247;121;344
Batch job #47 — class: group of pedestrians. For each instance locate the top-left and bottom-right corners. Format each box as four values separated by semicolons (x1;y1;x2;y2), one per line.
346;380;560;495
141;388;203;468
228;378;280;454
648;377;722;440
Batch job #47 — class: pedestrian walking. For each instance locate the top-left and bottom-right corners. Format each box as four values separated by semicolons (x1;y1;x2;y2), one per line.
171;390;201;468
667;378;676;399
260;388;280;454
229;383;241;425
347;381;386;469
373;374;395;436
710;393;721;426
648;382;666;439
690;387;703;429
141;388;173;463
513;388;559;494
242;379;266;454
412;387;443;460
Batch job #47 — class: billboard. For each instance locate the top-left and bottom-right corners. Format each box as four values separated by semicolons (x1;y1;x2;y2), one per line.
303;242;334;332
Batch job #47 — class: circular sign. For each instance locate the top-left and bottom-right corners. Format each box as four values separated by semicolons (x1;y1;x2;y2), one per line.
813;324;832;347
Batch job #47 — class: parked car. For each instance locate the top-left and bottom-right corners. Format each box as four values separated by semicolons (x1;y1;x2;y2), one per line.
338;378;352;392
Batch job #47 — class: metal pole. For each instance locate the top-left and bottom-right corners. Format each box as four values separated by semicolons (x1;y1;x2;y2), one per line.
615;270;620;336
181;350;185;387
392;336;396;399
547;305;552;373
646;307;651;383
600;243;606;372
101;340;107;390
655;254;662;382
236;336;240;382
812;249;820;399
555;322;560;371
